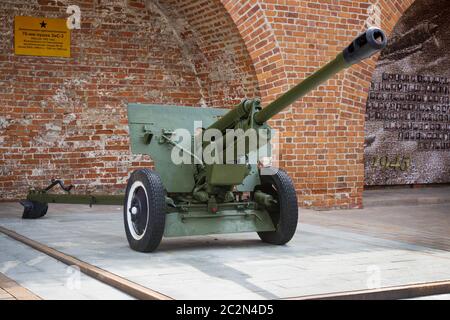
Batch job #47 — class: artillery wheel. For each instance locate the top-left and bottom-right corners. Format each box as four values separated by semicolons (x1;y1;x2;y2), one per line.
20;200;48;219
124;169;166;252
255;168;298;245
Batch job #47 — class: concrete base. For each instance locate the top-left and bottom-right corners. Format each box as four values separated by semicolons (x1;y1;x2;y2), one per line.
1;187;450;299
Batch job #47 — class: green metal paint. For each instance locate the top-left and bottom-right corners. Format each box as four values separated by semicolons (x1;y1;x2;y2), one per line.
164;209;275;237
205;164;249;186
127;104;229;193
27;193;124;206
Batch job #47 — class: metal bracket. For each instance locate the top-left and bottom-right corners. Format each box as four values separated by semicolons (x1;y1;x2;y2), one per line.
159;129;204;166
158;129;174;144
43;179;74;193
143;125;153;145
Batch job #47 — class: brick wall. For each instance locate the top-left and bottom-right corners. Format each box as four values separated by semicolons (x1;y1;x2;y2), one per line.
0;0;258;199
0;0;414;209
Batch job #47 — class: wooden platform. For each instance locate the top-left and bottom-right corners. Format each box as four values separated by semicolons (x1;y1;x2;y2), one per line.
0;273;41;300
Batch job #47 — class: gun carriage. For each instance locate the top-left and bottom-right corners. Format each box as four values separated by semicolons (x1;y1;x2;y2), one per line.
21;28;387;252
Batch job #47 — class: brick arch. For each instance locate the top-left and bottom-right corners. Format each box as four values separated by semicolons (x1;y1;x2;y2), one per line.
149;0;260;108
166;0;417;208
220;0;416;209
337;0;416;208
0;0;418;207
220;1;289;104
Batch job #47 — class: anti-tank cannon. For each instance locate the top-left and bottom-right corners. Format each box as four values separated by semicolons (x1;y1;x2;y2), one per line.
22;28;387;252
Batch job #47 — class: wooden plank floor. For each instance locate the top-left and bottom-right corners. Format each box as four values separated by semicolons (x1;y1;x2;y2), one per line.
0;273;41;300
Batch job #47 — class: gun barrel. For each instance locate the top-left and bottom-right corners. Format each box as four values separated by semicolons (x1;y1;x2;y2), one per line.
254;27;387;124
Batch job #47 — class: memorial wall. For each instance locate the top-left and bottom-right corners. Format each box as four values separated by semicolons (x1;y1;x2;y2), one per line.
365;0;450;185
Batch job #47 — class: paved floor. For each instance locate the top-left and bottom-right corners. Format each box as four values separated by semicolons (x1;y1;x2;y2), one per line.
0;187;449;300
363;186;450;207
0;217;133;299
302;186;450;251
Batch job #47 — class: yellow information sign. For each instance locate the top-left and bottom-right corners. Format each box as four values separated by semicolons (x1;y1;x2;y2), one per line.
14;16;70;58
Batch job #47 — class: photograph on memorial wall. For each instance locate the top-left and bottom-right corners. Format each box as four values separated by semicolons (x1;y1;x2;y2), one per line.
365;0;450;185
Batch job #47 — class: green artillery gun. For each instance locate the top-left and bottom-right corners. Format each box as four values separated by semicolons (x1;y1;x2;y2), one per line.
21;28;387;252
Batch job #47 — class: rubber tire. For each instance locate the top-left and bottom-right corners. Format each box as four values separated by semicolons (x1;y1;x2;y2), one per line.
256;168;298;245
123;169;166;252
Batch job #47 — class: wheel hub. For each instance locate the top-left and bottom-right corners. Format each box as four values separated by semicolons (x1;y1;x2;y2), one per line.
129;187;148;236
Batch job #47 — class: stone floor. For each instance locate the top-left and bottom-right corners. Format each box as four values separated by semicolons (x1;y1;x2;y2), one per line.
0;186;449;300
302;186;450;251
0;232;133;300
